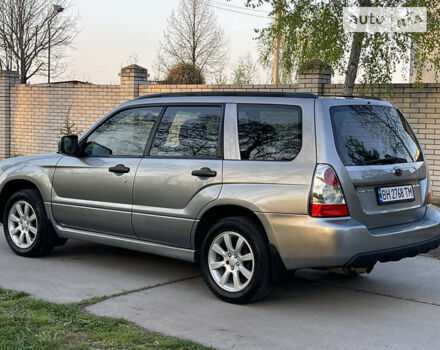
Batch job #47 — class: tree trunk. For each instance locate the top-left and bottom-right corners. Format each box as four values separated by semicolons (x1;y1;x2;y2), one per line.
191;0;196;65
344;31;365;95
344;0;371;95
20;58;27;84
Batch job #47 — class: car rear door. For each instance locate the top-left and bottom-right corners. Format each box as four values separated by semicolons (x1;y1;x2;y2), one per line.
132;104;224;248
316;99;428;229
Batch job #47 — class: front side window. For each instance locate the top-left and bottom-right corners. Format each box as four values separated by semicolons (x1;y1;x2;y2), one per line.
150;106;222;158
83;107;162;157
237;104;302;161
330;105;423;166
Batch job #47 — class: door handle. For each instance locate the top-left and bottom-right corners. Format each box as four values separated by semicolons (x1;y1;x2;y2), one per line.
191;167;217;178
109;164;130;174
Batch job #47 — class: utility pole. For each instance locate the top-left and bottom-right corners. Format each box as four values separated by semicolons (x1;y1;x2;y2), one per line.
272;2;281;85
48;5;64;83
48;22;51;83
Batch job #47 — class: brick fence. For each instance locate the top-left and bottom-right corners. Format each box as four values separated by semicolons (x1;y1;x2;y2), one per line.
1;65;439;197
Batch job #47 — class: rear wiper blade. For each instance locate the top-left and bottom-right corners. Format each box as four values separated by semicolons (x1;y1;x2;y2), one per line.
363;157;408;165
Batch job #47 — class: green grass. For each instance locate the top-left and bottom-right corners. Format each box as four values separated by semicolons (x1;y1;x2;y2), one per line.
0;287;210;350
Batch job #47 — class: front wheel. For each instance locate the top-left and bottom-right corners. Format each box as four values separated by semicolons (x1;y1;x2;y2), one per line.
3;189;55;257
200;216;271;304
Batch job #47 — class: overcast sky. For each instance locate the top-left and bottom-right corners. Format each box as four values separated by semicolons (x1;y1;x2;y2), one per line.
36;0;273;84
32;0;410;85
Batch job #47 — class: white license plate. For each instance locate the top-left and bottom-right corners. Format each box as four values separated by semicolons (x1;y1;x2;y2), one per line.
377;185;415;204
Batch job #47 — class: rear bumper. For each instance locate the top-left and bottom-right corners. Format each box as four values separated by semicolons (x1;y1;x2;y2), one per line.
345;235;440;267
257;205;440;270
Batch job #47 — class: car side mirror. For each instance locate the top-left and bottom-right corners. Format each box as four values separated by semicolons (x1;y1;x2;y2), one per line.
58;135;78;156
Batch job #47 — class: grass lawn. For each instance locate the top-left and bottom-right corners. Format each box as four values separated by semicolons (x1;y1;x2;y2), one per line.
0;287;210;350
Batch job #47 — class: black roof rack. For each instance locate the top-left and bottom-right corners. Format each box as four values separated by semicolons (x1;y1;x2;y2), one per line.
321;95;383;101
135;91;317;100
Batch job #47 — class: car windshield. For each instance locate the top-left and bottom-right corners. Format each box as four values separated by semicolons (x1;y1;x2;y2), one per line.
330;105;423;166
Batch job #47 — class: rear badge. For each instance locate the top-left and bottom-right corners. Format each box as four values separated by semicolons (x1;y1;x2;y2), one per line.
394;168;403;177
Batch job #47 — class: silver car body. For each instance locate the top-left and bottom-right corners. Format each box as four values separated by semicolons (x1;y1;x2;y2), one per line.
1;94;440;270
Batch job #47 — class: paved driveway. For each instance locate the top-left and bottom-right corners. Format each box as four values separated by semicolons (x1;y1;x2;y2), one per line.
0;227;199;303
1;227;440;349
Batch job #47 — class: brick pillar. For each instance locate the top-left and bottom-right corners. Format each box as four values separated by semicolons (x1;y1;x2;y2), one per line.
119;64;149;101
297;68;331;95
0;70;19;159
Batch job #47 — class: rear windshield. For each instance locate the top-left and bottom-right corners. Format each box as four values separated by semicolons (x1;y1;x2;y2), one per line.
330;105;423;166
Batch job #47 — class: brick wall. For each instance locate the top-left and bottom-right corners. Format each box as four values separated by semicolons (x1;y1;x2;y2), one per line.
10;83;122;155
140;83;303;94
4;65;149;156
1;65;440;197
120;64;149;102
0;71;19;158
139;70;331;95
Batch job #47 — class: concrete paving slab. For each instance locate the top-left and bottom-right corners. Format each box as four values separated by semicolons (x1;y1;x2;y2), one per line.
87;258;440;350
0;227;199;303
297;256;440;305
87;276;440;350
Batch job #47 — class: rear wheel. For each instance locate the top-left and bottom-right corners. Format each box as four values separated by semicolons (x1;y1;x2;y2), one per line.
3;189;55;257
200;216;271;304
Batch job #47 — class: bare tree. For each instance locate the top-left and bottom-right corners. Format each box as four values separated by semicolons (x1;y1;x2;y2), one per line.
0;0;78;83
231;52;258;84
157;0;228;79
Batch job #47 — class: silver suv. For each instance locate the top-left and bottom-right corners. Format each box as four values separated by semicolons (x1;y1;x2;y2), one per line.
1;92;440;303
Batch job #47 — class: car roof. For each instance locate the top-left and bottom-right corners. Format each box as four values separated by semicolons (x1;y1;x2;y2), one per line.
134;91;385;101
134;91;318;100
120;91;392;109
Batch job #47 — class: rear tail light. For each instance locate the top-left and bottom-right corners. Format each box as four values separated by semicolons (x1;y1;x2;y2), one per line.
309;164;349;217
427;192;431;205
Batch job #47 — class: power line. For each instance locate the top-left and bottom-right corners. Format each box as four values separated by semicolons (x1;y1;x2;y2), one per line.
209;0;269;14
207;3;271;19
196;0;272;19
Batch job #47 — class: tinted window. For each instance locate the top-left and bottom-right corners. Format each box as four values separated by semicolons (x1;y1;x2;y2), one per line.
150;106;222;158
237;104;302;161
330;105;423;166
83;107;162;157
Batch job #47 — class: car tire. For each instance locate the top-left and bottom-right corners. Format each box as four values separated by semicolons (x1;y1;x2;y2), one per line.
200;216;271;304
3;189;55;257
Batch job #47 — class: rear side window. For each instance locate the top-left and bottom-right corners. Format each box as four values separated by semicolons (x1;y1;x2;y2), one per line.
237;104;302;161
150;106;222;158
331;105;423;166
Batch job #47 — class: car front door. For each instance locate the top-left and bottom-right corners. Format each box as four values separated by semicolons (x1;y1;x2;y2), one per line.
52;106;162;237
132;105;224;248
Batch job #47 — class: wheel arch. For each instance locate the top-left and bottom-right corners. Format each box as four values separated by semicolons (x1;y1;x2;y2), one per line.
193;204;270;255
0;179;42;224
193;203;288;281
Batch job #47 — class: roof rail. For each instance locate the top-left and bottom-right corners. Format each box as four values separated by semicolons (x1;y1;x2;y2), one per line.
135;91;317;100
322;95;383;101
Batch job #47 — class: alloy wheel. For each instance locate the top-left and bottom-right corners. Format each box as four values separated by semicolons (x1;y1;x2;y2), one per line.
208;231;255;292
7;200;38;249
